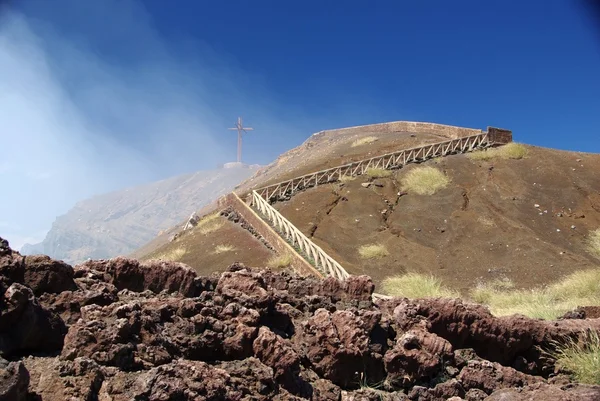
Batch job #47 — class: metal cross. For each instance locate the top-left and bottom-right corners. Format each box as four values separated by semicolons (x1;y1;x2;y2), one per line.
228;117;253;163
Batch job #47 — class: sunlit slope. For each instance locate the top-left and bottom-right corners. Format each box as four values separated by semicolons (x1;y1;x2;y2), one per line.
133;123;460;260
275;145;600;292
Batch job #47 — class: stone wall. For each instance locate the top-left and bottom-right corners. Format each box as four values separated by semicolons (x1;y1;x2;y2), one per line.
315;121;484;139
487;127;513;144
218;193;322;278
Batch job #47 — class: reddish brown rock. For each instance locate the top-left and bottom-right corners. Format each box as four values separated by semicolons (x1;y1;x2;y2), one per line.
0;283;66;357
485;382;600;401
253;327;301;390
2;237;600;400
77;257;208;297
216;269;271;307
384;329;453;387
384;297;600;375
407;379;465;401
0;361;29;401
22;254;77;295
458;360;542;395
24;356;103;401
296;308;385;388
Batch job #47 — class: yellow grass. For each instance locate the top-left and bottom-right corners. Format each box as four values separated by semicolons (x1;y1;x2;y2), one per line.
214;244;235;254
477;216;496;227
358;244;389;259
588;228;600;258
351;136;378;147
400;166;449;195
153;247;187;262
339;175;357;183
365;168;392;178
548;330;600;384
471;269;600;319
381;273;459;299
195;213;225;235
267;253;294;269
468;142;528;161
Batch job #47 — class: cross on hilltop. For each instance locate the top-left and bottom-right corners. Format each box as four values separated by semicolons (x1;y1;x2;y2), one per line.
228;117;253;163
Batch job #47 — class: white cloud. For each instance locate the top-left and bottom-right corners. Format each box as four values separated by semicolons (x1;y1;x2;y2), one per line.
0;0;319;250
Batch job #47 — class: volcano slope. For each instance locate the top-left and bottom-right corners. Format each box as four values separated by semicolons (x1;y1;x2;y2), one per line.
136;122;600;298
132;123;464;274
2;236;600;400
274;144;600;293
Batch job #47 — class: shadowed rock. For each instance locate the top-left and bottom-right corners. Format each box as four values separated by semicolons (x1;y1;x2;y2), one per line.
0;361;29;401
0;283;66;357
1;237;600;400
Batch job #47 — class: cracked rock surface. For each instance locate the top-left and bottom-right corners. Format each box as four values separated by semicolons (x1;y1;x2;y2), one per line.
1;236;600;400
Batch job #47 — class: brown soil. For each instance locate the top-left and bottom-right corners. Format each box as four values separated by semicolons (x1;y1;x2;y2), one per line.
132;126;452;262
142;216;275;276
134;123;600;295
236;130;449;193
275;145;600;293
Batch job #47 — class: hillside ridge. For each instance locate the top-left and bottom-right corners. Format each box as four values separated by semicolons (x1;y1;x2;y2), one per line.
236;127;511;292
22;166;259;264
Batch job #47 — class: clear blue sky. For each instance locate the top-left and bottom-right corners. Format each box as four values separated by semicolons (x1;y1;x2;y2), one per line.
157;0;600;153
1;0;599;248
10;0;600;156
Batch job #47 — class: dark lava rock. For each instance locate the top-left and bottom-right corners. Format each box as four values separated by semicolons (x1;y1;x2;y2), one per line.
1;236;600;401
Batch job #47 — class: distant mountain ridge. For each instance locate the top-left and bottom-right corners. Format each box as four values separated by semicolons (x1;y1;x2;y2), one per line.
21;165;259;264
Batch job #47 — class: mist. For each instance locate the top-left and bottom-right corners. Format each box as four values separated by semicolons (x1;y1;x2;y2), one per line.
0;0;318;250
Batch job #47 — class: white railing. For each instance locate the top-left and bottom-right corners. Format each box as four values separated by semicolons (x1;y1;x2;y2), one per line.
255;133;491;202
252;190;350;280
237;128;511;300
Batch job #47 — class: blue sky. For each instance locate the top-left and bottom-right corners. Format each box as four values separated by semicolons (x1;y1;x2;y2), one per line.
1;0;599;248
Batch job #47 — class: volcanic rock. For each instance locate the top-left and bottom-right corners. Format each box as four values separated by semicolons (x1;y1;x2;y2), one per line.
1;236;600;400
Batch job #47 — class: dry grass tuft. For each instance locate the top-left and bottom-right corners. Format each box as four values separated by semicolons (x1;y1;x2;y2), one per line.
267;253;294;269
477;216;496;227
214;244;235;254
351;136;378;147
153;247;187;262
339;175;357;183
195;213;225;235
365;168;392;178
381;273;459;299
358;244;389;259
587;228;600;258
468;142;528;161
548;330;600;384
400;166;449;195
471;269;600;319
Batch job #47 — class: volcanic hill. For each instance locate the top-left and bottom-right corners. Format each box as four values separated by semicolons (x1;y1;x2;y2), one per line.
21;165;259;265
135;121;600;296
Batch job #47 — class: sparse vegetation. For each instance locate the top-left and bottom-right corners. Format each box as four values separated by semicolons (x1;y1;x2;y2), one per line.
400;166;450;195
339;175;357;183
365;168;392;178
547;330;600;385
468;142;528;161
471;269;600;320
152;246;187;262
214;244;235;254
358;244;389;259
477;216;496;227
267;253;294;269
195;213;225;235
587;228;600;258
381;272;459;298
357;371;386;393
351;136;378;147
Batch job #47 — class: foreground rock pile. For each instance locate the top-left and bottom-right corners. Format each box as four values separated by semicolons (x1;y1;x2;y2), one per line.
1;236;600;400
